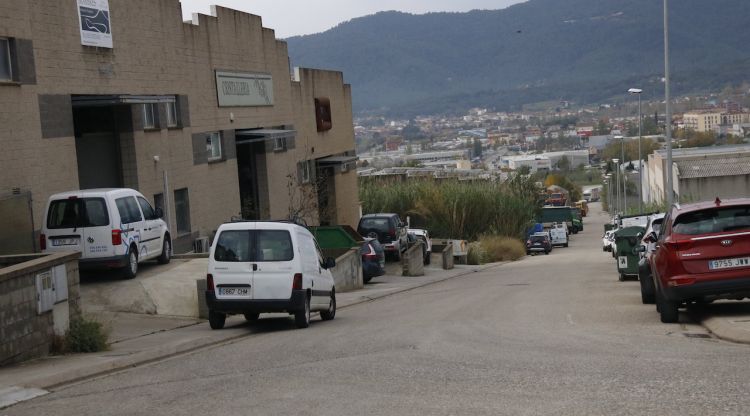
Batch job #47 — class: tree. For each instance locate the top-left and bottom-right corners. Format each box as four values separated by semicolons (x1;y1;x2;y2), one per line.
595;119;610;135
556;155;571;172
517;165;532;175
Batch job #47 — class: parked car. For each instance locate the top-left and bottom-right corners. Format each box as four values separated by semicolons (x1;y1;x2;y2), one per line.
205;220;337;329
41;188;171;279
650;199;750;323
526;232;552;255
408;228;432;265
549;224;569;247
357;213;409;261
637;213;665;304
361;238;386;283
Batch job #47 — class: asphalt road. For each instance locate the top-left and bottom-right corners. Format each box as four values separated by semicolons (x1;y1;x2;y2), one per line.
9;203;750;415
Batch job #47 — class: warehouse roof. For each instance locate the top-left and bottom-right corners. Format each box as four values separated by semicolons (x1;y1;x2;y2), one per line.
676;156;750;179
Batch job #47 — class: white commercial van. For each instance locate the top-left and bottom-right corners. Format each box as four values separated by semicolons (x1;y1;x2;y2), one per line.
205;221;337;329
549;223;569;247
41;188;171;278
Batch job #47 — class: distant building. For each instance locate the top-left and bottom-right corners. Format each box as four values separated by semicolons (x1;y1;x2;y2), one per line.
508;156;552;173
682;109;750;132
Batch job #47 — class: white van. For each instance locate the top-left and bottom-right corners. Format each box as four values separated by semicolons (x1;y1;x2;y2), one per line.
41;188;171;278
549;223;569;247
205;221;337;329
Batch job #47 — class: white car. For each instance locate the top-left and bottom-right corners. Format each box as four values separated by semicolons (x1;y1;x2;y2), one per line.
205;221;337;329
42;188;171;278
602;230;614;252
408;228;432;265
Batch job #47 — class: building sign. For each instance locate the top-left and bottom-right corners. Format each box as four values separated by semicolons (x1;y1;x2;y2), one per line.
77;0;113;48
216;71;274;107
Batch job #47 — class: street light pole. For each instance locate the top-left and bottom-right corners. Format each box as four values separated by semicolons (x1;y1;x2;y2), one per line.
664;0;674;208
619;137;627;214
629;88;643;214
613;158;620;215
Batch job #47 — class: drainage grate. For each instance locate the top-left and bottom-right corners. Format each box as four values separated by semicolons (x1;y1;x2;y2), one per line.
684;333;712;339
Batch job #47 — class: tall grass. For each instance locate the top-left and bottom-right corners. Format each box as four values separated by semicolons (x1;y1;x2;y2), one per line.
360;176;541;241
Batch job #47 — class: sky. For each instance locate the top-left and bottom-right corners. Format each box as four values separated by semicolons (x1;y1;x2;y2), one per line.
179;0;526;38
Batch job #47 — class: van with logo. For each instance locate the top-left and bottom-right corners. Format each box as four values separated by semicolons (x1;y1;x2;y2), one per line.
205;221;337;329
41;188;171;278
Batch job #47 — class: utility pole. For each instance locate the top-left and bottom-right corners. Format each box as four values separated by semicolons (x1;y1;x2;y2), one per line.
664;0;674;208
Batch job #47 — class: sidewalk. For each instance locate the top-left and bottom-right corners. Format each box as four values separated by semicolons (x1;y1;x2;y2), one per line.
0;261;504;409
689;301;750;345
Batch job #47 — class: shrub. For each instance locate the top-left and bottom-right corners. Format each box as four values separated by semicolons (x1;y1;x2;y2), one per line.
54;316;109;354
479;236;526;262
466;242;486;265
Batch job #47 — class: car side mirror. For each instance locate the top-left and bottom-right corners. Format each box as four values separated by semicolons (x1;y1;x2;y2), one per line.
324;257;336;269
154;207;164;219
635;245;647;253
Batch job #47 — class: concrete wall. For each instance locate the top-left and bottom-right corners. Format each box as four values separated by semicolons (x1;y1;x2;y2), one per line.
441;243;455;270
680;175;750;202
0;252;81;366
330;248;363;292
402;242;425;277
0;192;35;255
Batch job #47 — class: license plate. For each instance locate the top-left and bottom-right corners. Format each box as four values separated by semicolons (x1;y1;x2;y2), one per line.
533;243;541;246
219;287;250;296
709;257;750;270
52;238;79;246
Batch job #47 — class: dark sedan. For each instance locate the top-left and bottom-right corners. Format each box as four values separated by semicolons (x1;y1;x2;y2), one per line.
361;238;386;283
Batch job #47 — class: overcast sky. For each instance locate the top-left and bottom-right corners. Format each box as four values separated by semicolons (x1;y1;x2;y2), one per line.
179;0;526;38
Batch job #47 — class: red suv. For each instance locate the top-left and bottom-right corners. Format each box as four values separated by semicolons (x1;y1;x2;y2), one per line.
649;198;750;323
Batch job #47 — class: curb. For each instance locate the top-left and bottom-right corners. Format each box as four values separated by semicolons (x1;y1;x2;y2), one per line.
9;260;510;397
693;313;750;345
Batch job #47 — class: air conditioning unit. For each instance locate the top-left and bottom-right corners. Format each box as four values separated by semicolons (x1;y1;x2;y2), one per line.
193;237;210;253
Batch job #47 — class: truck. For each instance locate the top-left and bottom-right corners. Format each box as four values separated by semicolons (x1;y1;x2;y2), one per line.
583;186;601;202
539;206;578;234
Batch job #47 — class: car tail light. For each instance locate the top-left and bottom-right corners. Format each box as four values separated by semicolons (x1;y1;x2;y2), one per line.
664;239;693;252
206;274;215;291
668;277;696;287
40;233;46;250
112;229;122;246
363;244;378;260
389;228;396;238
293;273;303;290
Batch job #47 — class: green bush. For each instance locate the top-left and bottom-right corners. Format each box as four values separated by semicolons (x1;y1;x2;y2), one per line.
466;242;486;265
58;317;109;353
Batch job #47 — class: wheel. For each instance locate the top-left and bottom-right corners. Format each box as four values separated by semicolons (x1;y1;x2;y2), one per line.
657;292;679;323
122;249;138;279
320;289;336;321
243;312;259;321
618;272;625;282
639;276;655;304
424;252;431;265
209;310;226;329
294;295;311;328
393;249;401;262
157;238;171;264
363;274;372;284
563;243;569;248
544;250;550;255
526;251;531;255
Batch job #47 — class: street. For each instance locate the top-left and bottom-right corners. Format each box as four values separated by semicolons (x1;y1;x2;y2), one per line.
8;203;750;415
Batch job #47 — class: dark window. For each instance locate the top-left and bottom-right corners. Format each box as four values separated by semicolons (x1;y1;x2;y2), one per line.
137;197;156;220
143;103;156;129
314;97;332;132
359;217;391;233
115;196;143;224
46;198;109;229
0;38;10;81
213;230;293;262
174;188;191;234
153;193;164;212
166;101;178;127
673;206;750;235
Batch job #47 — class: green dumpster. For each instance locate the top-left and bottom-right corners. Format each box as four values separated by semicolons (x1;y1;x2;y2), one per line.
309;225;364;259
613;226;646;282
603;223;616;233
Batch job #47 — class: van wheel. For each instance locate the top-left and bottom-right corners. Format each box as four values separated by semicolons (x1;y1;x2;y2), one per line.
244;312;259;322
209;310;226;329
294;296;310;328
563;243;569;248
122;250;138;279
320;290;336;321
157;238;171;264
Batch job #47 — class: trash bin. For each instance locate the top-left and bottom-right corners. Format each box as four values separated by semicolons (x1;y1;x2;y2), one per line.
613;226;646;282
310;225;365;259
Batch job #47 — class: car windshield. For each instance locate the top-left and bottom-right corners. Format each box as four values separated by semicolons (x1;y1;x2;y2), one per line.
214;230;294;262
359;218;391;232
531;236;547;242
47;198;109;229
673;206;750;235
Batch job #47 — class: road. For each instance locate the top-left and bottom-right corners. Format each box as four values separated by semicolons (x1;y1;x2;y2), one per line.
8;203;750;415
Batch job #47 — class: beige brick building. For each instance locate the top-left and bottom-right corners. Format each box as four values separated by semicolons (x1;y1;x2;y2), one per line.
682;109;750;132
0;0;360;253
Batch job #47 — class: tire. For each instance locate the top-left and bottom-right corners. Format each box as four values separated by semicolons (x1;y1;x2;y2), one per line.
320;289;336;321
526;251;531;255
157;238;171;264
363;274;372;284
243;312;259;322
639;275;656;304
657;292;679;323
209;310;226;329
618;272;626;282
122;249;138;279
563;243;569;248
424;252;431;265
294;295;311;328
544;250;550;255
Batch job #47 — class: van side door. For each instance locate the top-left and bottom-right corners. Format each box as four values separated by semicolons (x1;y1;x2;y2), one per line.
137;196;162;259
114;196;146;260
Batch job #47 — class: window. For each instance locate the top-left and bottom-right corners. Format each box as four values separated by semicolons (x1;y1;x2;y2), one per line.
174;188;191;234
143;103;156;129
137;197;157;220
298;160;312;184
153;193;164;213
0;38;11;81
673;206;750;235
213;230;293;262
115;197;144;224
314;97;332;132
166;101;178;127
46;198;109;229
206;132;222;161
273;137;287;151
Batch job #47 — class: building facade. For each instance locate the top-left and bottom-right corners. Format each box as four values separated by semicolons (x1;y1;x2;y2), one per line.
0;1;359;253
683;110;750;132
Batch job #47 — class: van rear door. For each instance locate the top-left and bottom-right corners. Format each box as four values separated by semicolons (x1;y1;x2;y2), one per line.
44;197;110;257
211;225;256;301
252;227;296;301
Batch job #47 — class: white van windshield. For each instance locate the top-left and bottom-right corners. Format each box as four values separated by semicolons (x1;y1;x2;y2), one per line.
47;198;109;229
214;230;294;262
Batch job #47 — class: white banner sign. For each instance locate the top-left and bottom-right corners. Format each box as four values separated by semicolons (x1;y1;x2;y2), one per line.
77;0;113;48
216;71;274;107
